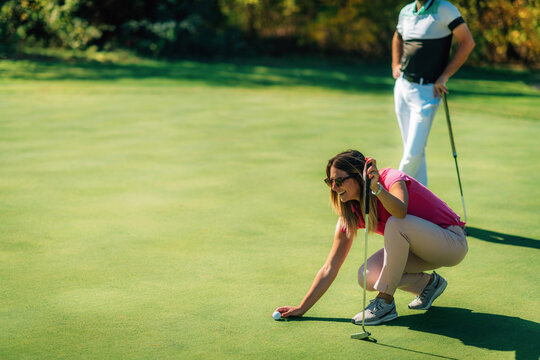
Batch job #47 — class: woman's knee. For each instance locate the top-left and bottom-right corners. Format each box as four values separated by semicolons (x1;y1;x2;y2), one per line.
357;265;377;291
443;241;468;267
384;216;410;242
385;215;405;229
357;249;384;291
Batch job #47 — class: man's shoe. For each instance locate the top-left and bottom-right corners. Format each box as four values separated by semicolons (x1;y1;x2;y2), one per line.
352;298;398;325
408;271;447;310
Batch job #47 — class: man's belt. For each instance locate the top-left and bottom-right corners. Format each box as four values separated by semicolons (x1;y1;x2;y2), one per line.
403;74;435;85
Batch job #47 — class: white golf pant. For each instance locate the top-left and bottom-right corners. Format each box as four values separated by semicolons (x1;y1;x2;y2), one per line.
394;76;441;186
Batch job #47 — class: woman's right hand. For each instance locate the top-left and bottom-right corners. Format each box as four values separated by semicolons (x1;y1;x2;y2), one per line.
364;157;381;192
274;306;305;318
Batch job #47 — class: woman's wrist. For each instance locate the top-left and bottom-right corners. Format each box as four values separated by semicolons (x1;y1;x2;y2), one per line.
296;303;309;316
371;182;383;196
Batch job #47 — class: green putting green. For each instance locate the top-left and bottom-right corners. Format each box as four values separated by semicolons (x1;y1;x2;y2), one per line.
1;57;538;359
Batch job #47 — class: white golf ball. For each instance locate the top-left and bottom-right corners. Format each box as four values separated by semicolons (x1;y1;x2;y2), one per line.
272;311;281;320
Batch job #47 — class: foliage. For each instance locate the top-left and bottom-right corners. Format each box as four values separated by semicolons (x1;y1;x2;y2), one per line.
0;0;538;66
454;0;540;66
76;0;232;57
219;0;540;65
0;0;102;57
304;0;401;56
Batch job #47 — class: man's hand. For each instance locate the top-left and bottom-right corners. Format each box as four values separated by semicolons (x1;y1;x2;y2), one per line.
392;64;402;80
392;31;404;80
433;74;449;97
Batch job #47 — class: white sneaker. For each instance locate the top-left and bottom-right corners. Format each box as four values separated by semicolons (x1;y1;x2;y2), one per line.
408;271;447;310
352;298;398;325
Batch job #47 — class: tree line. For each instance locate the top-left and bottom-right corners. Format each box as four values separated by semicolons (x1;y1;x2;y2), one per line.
1;0;538;67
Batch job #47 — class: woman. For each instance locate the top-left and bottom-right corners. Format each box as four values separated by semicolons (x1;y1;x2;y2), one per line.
274;150;467;325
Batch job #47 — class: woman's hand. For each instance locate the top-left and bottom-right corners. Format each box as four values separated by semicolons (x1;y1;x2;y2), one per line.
364;157;408;218
274;306;305;318
364;157;380;192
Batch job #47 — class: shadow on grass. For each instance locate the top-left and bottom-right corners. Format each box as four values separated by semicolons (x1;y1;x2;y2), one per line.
284;316;458;359
369;341;458;359
447;67;540;98
386;307;540;360
0;55;395;94
466;227;540;249
2;54;538;98
281;316;351;323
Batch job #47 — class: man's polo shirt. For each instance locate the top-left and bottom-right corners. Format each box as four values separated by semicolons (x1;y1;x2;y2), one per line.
397;0;465;82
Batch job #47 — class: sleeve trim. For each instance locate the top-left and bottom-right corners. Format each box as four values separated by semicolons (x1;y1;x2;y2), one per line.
448;16;465;31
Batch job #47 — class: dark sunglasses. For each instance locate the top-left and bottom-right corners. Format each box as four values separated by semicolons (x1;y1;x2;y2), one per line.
324;175;353;187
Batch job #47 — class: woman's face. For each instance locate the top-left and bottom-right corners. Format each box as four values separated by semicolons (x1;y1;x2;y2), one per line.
329;165;361;202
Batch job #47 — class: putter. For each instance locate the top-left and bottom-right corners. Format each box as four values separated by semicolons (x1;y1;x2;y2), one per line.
443;93;467;223
351;167;372;340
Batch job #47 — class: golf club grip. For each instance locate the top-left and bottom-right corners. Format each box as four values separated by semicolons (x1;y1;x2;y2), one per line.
365;177;371;215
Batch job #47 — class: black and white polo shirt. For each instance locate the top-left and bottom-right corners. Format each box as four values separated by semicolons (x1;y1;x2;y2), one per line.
397;0;465;82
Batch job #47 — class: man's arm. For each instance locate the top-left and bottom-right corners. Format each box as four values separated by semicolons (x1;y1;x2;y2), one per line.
392;31;404;80
433;23;475;97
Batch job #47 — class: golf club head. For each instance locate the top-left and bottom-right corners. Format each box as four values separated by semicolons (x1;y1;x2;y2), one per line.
351;331;371;340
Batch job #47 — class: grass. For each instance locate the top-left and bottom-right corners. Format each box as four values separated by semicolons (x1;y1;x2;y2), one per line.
0;55;539;359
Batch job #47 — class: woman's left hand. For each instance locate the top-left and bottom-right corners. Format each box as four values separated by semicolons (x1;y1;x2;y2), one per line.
365;157;380;192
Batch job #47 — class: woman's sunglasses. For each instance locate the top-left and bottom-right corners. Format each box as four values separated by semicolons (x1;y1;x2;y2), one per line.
324;175;353;187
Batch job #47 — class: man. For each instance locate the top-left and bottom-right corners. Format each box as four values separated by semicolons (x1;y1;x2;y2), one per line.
392;0;474;186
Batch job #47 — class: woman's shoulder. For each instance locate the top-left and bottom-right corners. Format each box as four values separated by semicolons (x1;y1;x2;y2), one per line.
380;168;411;187
380;168;408;179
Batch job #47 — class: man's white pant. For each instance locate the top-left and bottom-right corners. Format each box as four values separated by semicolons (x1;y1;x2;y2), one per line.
394;76;441;186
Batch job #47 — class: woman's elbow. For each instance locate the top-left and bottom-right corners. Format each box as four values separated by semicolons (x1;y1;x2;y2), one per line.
394;207;407;219
321;264;339;279
396;211;407;219
320;264;333;277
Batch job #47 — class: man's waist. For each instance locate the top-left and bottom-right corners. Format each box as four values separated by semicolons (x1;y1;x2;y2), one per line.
402;73;436;85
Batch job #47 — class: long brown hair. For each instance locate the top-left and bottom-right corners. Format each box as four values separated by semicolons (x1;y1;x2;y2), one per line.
326;150;379;237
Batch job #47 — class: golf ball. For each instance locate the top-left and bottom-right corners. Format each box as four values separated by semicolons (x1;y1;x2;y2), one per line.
272;311;281;320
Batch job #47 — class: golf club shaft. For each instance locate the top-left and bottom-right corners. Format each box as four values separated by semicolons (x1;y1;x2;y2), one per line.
453;157;467;221
361;176;371;332
443;93;467;223
362;214;368;332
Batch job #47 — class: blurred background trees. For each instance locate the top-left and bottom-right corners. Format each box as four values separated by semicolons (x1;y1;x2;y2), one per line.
1;0;538;67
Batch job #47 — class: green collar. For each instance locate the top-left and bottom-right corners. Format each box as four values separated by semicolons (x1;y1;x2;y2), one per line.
414;0;434;15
